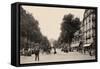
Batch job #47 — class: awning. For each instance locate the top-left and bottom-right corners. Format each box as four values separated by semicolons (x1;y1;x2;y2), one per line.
83;44;91;47
71;43;79;47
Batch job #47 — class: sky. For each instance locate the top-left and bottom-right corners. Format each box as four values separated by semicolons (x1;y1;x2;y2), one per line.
22;5;85;40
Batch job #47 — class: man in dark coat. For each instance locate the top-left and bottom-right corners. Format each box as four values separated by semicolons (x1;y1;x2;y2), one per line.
34;43;40;61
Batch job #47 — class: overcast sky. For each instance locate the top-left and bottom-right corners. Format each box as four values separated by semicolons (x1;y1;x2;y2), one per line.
22;5;85;40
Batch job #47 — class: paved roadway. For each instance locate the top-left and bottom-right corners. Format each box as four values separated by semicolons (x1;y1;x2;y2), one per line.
20;49;95;64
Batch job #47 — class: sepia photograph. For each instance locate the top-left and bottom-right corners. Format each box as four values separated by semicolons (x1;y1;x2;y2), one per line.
20;4;97;64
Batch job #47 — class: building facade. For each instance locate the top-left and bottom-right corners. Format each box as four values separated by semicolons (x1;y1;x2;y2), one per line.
81;9;96;55
71;9;96;55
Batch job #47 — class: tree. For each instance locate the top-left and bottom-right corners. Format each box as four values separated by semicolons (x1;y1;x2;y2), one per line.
20;7;42;50
58;14;81;50
20;7;51;53
40;36;51;53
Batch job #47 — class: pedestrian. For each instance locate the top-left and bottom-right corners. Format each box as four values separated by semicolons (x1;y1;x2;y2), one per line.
34;43;40;61
79;41;83;53
89;42;94;56
53;47;57;54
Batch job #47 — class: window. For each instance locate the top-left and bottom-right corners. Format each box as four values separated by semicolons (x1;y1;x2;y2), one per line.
87;22;89;30
89;15;91;23
92;14;95;23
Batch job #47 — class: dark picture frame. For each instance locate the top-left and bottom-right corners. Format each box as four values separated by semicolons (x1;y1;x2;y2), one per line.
11;2;98;67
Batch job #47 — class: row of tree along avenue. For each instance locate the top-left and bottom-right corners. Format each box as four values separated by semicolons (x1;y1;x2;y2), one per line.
57;14;81;52
20;7;87;56
20;7;51;56
20;7;81;56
